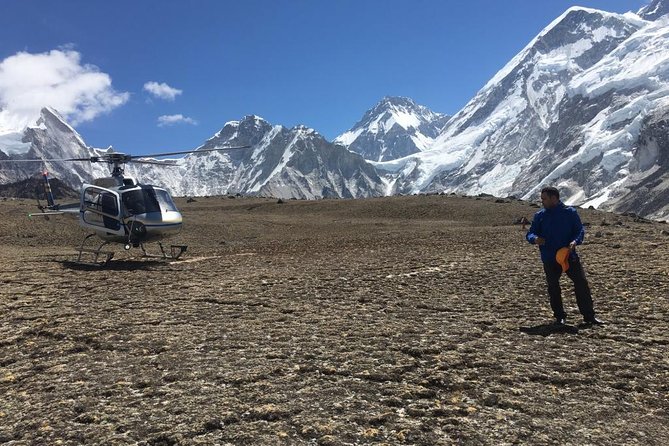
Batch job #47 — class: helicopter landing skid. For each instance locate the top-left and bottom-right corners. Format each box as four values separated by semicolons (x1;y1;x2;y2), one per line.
139;242;187;260
75;234;115;266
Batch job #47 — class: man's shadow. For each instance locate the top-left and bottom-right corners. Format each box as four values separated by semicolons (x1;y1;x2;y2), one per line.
519;323;580;336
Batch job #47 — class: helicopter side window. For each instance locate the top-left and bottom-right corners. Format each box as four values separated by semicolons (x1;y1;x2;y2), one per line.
101;193;120;230
82;187;121;230
82;189;103;226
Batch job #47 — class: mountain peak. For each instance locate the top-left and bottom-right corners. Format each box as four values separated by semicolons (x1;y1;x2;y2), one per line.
335;97;450;162
205;114;275;149
483;5;644;91
36;107;68;129
378;96;416;108
33;107;87;149
240;114;268;124
292;124;319;135
638;0;669;20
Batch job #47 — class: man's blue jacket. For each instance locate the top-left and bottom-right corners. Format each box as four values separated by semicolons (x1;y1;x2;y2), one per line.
526;201;585;263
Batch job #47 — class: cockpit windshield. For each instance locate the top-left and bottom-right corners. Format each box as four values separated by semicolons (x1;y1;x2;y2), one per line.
122;187;178;215
155;189;178;212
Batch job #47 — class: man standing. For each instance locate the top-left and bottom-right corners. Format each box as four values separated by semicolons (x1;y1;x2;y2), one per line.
526;186;603;326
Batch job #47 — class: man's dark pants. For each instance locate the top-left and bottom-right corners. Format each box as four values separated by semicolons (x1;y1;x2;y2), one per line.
543;256;595;321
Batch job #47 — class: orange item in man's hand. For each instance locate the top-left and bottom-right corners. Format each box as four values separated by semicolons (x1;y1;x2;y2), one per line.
556;247;570;272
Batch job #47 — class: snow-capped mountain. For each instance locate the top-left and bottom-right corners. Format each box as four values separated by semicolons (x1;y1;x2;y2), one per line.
162;115;386;199
0;107;107;186
0;111;386;200
376;3;669;220
334;96;450;162
2;2;669;220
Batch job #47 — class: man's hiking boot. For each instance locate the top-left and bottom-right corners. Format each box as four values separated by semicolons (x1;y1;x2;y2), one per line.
584;317;605;326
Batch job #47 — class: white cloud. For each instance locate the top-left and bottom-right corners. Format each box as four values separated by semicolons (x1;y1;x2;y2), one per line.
144;81;182;101
157;114;197;127
0;49;129;130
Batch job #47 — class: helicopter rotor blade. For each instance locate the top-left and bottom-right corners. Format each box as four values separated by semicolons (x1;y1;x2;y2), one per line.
129;159;179;166
0;146;251;168
0;157;92;162
128;146;251;159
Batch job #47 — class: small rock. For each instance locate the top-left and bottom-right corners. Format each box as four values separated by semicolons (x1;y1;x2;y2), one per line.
318;435;341;446
483;394;499;406
74;413;98;424
202;419;222;432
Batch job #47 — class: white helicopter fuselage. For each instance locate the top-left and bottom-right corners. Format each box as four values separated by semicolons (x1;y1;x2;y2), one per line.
79;176;182;246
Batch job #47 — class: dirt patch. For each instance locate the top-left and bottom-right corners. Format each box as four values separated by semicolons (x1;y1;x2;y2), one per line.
1;195;668;445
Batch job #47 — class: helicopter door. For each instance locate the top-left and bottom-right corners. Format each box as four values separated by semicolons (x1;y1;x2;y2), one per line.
80;185;125;235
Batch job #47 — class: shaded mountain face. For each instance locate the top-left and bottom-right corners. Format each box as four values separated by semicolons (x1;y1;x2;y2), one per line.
608;106;669;217
0;174;78;200
335;96;450;162
638;0;669;21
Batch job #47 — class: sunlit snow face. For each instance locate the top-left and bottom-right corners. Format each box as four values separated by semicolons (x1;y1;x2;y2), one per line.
540;192;560;209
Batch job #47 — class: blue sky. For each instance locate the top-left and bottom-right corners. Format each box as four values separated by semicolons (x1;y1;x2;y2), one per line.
0;0;648;155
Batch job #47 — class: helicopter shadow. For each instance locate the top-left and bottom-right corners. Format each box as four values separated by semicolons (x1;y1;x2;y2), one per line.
60;259;169;271
519;323;579;336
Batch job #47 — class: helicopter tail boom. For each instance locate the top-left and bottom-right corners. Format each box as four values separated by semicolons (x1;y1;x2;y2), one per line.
32;171;79;217
42;170;56;208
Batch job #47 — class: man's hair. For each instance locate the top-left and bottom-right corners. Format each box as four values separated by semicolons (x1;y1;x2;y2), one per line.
541;186;560;199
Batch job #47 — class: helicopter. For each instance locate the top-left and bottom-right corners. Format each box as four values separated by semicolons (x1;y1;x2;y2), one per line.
1;146;249;264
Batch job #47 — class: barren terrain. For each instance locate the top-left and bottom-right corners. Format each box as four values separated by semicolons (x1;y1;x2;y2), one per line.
1;194;668;445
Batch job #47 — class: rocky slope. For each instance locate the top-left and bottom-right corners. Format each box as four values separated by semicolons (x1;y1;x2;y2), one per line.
1;195;668;444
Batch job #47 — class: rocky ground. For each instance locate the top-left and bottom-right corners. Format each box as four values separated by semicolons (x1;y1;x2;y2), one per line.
0;194;668;445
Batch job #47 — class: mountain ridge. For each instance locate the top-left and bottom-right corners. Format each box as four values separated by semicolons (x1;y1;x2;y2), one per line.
1;3;668;219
